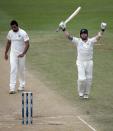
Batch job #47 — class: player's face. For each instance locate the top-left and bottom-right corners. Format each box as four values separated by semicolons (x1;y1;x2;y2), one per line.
11;24;19;32
80;33;88;41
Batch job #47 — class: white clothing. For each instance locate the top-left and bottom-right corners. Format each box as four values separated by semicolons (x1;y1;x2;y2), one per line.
7;28;29;90
7;28;29;56
77;80;86;96
72;37;97;61
10;53;25;90
71;36;98;97
76;60;93;80
77;60;93;96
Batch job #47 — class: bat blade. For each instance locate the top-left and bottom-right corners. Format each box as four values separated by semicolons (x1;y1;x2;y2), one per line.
64;6;81;24
56;6;82;32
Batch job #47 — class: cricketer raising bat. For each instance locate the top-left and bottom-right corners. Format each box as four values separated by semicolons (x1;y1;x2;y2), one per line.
56;6;82;32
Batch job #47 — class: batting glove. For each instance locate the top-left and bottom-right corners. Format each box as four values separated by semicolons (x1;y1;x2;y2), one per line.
101;22;107;32
59;21;66;31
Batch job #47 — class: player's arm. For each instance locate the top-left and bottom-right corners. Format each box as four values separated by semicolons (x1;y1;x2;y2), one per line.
59;21;73;41
18;40;30;57
63;30;73;41
4;40;11;60
95;22;107;41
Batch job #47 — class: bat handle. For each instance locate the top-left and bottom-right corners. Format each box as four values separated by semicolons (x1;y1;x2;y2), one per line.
56;21;66;32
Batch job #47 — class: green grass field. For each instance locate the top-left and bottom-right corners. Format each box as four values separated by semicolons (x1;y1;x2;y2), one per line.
0;0;113;130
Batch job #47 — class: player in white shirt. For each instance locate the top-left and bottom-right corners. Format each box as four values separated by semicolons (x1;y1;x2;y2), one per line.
4;20;30;94
59;22;107;99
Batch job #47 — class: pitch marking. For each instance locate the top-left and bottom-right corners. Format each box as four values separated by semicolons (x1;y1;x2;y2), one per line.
77;116;97;131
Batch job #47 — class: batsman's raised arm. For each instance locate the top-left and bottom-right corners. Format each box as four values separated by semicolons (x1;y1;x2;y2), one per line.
63;30;73;41
59;21;73;41
95;22;107;41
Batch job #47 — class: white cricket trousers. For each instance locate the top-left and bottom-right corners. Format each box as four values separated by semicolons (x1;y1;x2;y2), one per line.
76;60;93;96
10;52;26;90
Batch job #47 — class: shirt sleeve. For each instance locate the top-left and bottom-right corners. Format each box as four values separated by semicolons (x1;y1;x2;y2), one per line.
90;37;97;44
7;32;11;40
71;37;79;46
23;32;29;42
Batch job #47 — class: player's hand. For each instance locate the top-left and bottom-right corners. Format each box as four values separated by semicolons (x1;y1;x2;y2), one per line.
59;21;66;31
4;53;8;60
101;22;107;31
18;53;25;58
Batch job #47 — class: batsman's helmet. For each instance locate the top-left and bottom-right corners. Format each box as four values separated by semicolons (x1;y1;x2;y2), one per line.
80;29;88;35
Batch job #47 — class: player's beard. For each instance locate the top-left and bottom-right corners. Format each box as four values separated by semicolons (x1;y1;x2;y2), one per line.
80;34;88;41
82;37;88;41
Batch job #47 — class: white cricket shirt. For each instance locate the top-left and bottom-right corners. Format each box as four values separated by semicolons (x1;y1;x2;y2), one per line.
72;37;97;61
7;28;29;56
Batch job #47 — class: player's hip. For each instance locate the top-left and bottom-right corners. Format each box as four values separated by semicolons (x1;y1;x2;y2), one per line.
76;60;93;71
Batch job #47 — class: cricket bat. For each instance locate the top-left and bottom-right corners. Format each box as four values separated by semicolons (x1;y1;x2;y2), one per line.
56;6;82;32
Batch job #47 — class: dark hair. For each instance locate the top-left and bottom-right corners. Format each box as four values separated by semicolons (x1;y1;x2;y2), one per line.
10;20;18;26
80;29;88;35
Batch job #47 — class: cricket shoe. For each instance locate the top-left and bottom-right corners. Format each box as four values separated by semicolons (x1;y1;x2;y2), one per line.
9;90;16;94
79;93;84;97
18;87;24;92
83;94;89;99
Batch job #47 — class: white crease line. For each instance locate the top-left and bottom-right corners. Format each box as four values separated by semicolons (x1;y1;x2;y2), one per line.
77;116;97;131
